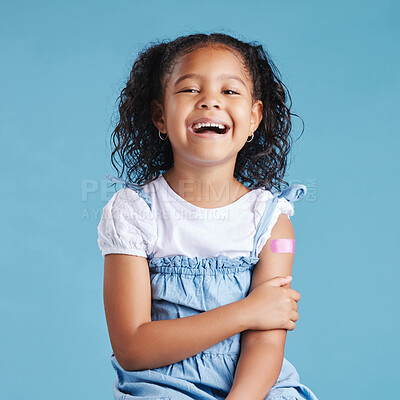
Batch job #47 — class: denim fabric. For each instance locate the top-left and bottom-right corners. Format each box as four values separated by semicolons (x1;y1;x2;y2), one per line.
105;175;318;400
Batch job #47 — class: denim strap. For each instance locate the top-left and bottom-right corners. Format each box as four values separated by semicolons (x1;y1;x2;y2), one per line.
105;174;152;210
250;184;307;258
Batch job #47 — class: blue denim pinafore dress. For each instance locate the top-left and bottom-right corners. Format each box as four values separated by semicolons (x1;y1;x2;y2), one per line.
105;175;319;400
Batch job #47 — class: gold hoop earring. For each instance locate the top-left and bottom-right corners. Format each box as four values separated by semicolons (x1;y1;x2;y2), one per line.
159;131;168;141
246;133;254;143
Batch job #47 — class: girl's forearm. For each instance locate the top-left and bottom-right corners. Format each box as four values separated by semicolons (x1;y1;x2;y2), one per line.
227;331;286;400
118;299;249;371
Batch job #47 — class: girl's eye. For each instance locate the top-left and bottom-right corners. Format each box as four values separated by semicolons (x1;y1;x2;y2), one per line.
179;89;239;94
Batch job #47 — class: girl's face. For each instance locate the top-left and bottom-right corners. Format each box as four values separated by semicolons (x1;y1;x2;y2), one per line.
152;45;263;169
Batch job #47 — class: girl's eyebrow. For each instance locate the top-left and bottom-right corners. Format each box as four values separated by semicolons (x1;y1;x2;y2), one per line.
173;73;246;87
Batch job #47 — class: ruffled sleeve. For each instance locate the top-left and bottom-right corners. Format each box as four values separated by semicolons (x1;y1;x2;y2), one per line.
255;184;307;256
97;187;157;258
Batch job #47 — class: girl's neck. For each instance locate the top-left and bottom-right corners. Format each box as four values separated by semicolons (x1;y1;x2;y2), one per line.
162;166;250;209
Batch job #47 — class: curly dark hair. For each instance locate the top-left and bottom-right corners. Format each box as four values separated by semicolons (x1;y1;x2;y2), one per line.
109;32;303;191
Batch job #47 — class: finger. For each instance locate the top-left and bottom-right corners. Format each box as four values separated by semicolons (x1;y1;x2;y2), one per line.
287;320;296;331
291;299;298;311
289;289;301;302
291;310;299;322
269;276;293;287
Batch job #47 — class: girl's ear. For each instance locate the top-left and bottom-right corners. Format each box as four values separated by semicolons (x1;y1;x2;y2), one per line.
151;99;167;133
250;100;263;133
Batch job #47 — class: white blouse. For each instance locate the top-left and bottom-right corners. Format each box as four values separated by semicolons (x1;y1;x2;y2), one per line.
97;175;294;259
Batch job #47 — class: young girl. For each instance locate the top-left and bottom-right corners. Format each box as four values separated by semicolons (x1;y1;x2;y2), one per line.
97;33;319;400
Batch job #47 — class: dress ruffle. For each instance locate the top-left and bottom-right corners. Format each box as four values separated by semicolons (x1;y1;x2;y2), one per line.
148;255;258;314
148;254;259;273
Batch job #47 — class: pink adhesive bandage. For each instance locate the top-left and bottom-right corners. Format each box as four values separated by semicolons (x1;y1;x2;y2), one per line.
270;239;295;254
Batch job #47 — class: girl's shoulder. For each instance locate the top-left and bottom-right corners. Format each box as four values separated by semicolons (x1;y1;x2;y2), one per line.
256;182;307;203
253;183;307;257
104;174;153;209
254;182;308;219
97;175;157;258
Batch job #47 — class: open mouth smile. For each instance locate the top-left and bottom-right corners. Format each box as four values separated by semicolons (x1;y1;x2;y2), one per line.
188;118;231;138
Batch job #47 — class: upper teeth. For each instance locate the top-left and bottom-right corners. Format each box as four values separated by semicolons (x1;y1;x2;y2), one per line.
192;122;226;130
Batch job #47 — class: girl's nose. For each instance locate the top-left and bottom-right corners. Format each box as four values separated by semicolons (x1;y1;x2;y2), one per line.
201;103;220;109
197;90;221;109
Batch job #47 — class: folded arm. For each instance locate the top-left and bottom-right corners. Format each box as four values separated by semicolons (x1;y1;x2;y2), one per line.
103;254;251;371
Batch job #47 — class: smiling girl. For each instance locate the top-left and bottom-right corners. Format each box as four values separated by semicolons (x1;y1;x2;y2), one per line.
97;33;319;400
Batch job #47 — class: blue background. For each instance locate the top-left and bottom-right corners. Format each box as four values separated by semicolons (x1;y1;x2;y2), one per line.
1;1;398;399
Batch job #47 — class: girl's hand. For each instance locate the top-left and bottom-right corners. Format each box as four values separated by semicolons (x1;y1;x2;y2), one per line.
242;276;300;331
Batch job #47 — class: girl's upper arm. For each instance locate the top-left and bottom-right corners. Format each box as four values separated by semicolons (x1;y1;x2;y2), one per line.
96;187;157;364
250;213;295;293
244;213;295;347
250;196;296;295
103;254;152;365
